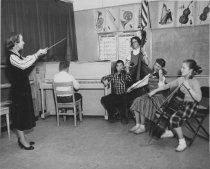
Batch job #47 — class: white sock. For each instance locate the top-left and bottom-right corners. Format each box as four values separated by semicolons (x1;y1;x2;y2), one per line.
179;138;186;145
140;124;145;129
136;123;140;127
165;130;173;134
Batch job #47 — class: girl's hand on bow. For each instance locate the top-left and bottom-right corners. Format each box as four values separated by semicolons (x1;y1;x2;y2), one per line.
148;90;156;97
183;79;191;90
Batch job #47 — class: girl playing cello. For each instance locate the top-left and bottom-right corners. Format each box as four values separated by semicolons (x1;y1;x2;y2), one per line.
149;59;202;152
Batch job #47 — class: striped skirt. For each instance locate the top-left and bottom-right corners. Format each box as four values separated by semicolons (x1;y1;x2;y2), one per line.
130;93;166;120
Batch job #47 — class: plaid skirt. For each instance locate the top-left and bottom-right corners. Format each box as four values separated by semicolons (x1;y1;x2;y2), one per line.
130;93;166;120
169;101;198;128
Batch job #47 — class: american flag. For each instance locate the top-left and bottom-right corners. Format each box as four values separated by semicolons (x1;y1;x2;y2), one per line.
141;0;149;29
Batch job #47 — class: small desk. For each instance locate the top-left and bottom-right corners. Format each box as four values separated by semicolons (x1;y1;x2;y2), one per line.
39;80;109;119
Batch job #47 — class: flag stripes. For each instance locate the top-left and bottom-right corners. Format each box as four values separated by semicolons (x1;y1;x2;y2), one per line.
141;0;149;29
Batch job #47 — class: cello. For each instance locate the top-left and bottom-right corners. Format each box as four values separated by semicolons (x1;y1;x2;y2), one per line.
148;82;185;139
199;2;210;22
179;1;193;24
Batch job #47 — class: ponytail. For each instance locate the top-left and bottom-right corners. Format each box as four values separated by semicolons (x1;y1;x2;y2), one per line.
183;59;202;78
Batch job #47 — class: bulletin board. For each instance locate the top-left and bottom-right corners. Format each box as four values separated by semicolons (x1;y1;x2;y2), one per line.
152;24;209;76
98;32;137;61
118;33;136;61
98;34;117;61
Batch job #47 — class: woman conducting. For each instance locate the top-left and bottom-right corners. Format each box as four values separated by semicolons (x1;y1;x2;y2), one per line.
7;33;47;150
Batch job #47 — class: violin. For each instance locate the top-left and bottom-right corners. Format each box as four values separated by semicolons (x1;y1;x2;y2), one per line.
101;69;127;87
199;2;210;22
179;1;193;24
101;76;113;87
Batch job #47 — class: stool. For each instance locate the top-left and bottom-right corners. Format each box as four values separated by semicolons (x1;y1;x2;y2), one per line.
0;107;11;139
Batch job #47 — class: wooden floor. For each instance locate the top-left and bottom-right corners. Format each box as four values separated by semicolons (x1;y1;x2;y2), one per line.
0;116;209;169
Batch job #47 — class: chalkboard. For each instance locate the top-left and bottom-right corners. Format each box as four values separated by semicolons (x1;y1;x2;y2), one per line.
152;25;209;75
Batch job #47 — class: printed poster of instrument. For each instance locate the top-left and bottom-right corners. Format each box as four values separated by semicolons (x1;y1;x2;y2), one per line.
119;6;134;31
195;1;210;25
157;1;175;28
94;9;106;32
176;1;195;27
105;8;119;32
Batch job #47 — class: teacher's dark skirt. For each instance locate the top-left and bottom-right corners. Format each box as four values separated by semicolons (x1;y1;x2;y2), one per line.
11;91;36;131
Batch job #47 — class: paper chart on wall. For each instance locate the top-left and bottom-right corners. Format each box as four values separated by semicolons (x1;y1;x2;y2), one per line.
99;35;117;61
118;33;135;62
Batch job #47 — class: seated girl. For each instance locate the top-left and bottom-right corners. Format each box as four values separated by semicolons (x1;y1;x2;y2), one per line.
129;58;167;134
149;59;202;152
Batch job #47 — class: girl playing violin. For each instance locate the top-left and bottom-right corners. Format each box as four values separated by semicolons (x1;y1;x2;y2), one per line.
101;60;132;124
149;59;202;152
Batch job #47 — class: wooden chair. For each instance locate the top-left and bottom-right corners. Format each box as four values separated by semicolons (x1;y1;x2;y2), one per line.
0;101;12;139
53;81;82;126
184;86;209;146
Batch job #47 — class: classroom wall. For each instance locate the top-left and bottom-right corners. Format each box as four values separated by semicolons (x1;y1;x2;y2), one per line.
73;0;141;11
74;1;209;86
75;11;99;61
74;5;152;63
152;24;209;76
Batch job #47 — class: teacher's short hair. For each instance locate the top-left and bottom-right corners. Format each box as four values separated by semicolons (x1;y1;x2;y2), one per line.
6;33;21;50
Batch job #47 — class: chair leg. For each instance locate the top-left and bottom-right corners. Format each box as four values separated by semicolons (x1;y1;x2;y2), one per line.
73;106;77;126
185;120;197;146
197;125;209;140
79;102;82;122
194;118;209;140
0;115;1;137
6;113;10;140
185;117;209;146
57;108;60;126
63;116;66;122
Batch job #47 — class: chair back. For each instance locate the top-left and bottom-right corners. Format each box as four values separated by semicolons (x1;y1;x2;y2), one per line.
201;86;209;98
199;86;209;111
53;81;75;104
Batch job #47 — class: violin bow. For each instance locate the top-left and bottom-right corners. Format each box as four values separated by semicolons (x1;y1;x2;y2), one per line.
162;82;184;107
161;70;193;109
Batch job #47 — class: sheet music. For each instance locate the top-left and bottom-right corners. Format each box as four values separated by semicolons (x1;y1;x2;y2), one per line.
99;35;117;61
127;74;150;93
